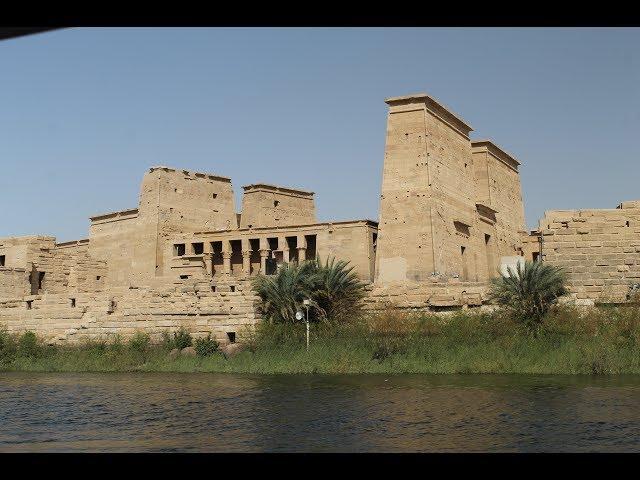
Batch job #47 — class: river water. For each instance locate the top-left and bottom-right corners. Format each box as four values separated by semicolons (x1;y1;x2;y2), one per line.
1;372;640;452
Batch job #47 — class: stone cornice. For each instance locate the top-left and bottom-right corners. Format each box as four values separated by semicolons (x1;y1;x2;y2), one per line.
385;93;473;138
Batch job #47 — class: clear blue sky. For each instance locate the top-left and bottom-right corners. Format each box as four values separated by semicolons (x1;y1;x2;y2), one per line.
1;28;638;241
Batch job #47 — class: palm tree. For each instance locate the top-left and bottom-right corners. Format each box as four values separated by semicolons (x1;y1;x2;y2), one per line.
251;257;366;323
489;260;567;330
252;260;317;323
312;257;367;323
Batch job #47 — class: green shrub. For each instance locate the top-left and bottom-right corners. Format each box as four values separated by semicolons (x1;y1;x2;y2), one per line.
194;334;219;357
109;334;124;352
489;260;567;332
159;328;193;350
128;332;150;353
0;328;17;363
371;337;406;362
161;331;174;350
17;331;41;358
172;328;193;350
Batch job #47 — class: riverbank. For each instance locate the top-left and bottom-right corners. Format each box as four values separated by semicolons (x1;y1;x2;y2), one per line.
2;305;640;374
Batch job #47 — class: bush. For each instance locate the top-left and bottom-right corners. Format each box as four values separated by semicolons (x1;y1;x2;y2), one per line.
161;331;174;350
489;260;567;332
194;334;219;357
128;332;150;353
17;331;41;358
109;334;124;352
252;256;366;324
173;328;192;350
0;328;17;363
161;328;193;350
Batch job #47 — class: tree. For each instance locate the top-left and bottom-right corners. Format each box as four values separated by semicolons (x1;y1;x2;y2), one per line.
489;260;567;331
252;257;366;323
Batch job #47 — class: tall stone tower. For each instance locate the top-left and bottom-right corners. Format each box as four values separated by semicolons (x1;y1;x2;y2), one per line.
374;93;477;283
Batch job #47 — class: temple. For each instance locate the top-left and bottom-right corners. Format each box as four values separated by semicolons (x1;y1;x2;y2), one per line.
1;92;638;343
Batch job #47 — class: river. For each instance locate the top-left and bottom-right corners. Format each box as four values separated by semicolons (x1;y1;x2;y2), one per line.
1;372;640;452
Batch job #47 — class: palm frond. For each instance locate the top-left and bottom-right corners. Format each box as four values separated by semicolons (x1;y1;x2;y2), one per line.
489;259;567;331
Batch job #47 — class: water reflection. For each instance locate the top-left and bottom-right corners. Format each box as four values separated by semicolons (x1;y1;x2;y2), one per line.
1;373;640;452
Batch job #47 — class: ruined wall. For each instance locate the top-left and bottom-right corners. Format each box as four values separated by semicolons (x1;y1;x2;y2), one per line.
0;268;30;299
364;281;488;312
0;279;260;344
44;241;108;295
0;235;56;270
240;184;316;229
539;200;640;304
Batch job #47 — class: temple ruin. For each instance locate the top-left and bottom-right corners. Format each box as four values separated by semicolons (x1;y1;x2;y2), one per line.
1;92;638;343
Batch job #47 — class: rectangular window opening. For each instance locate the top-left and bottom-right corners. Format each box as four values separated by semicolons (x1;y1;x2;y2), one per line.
70;298;76;308
26;300;32;310
227;331;236;343
0;255;5;267
174;243;186;256
192;242;204;255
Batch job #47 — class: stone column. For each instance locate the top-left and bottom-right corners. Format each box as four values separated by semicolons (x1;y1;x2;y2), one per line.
204;242;213;276
283;248;290;263
242;251;251;276
258;238;270;274
222;252;231;275
222;241;232;276
297;235;307;262
259;249;270;274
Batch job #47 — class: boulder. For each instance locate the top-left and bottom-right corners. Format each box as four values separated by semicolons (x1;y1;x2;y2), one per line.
181;346;197;357
220;343;243;357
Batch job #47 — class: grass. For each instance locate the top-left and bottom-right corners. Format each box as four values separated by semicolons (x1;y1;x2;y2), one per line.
2;304;640;374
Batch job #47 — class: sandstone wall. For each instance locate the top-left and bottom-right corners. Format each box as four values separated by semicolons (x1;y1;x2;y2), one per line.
240;184;316;229
540;201;640;304
315;221;377;282
0;235;56;269
364;281;488;312
0;268;30;299
375;97;444;282
88;210;146;286
0;279;260;344
44;241;108;295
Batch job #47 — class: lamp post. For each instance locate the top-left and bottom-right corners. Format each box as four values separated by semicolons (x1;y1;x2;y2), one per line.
303;299;310;351
296;299;311;351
